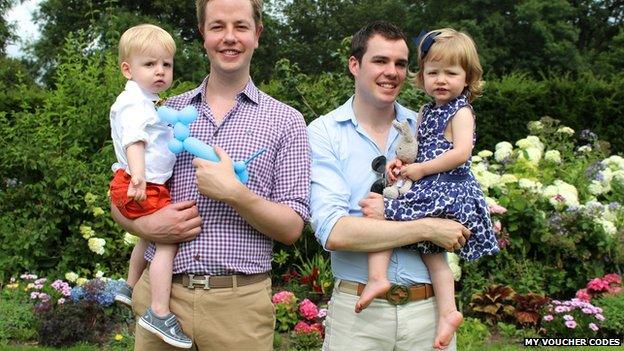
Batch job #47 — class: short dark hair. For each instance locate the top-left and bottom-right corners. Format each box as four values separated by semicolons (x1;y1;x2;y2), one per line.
350;21;408;63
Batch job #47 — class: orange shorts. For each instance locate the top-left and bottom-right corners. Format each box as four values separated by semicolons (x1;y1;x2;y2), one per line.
109;169;171;219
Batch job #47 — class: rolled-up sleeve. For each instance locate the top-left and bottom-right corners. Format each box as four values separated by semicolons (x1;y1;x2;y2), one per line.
271;112;311;221
308;119;351;250
117;102;151;149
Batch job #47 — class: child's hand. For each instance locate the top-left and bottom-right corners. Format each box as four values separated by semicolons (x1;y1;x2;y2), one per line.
401;163;426;181
127;175;147;202
385;158;403;183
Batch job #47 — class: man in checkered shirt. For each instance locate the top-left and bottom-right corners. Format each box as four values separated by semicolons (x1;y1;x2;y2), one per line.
112;0;309;350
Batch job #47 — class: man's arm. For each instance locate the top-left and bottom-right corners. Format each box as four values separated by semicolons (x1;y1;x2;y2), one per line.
193;147;305;245
327;216;469;252
111;200;202;244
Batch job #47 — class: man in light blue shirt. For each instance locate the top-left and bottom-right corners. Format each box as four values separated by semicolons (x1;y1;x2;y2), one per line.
308;21;470;350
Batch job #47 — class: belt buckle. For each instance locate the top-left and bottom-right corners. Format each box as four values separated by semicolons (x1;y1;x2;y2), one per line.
187;273;210;290
386;284;409;305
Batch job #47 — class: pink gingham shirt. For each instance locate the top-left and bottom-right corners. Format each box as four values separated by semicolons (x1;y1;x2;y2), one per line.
145;77;310;275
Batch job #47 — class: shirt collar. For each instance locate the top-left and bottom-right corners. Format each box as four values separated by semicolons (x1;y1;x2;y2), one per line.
188;76;260;105
334;95;417;124
124;80;159;102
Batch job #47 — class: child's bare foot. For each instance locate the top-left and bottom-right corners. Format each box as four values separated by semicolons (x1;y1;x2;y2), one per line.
433;310;463;349
355;278;391;313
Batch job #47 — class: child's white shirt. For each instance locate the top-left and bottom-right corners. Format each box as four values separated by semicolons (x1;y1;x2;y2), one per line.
110;80;175;184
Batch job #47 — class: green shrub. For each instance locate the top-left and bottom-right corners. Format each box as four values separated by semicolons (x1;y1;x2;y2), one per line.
594;293;624;337
457;317;490;350
0;298;39;344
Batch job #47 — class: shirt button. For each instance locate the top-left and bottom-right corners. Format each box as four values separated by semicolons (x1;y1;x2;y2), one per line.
194;255;200;261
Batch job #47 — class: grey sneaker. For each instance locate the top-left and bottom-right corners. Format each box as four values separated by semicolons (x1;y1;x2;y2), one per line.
114;282;133;307
138;308;192;349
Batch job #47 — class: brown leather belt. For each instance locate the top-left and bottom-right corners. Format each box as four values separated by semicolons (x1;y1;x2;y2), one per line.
338;279;434;305
171;272;269;289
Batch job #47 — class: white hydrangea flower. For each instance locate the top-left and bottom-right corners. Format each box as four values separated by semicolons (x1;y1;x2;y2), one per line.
472;155;483;163
613;170;624;184
495;148;512;162
76;277;88;286
516;138;532;149
446;253;462;281
123;232;140;246
518;178;542;192
79;225;95;239
542;180;579;208
526;135;543;148
495;141;513;150
587;180;604;195
65;272;79;282
518;147;543;164
528;120;543;132
477;150;493;158
577;145;592;153
91;207;105;217
544;150;562;164
594;218;617;236
603;208;618;223
556;127;575;135
88;238;106;255
472;164;501;190
95;270;105;278
499;174;518;184
603;155;624;170
485;197;498;206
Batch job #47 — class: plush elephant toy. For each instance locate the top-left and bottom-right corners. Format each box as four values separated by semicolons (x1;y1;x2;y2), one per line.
157;105;264;184
383;120;419;199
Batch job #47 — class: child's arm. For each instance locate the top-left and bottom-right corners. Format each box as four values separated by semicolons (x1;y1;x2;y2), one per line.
126;141;147;202
401;107;474;181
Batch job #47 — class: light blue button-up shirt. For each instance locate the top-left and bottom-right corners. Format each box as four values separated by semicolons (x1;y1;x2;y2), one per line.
308;96;432;285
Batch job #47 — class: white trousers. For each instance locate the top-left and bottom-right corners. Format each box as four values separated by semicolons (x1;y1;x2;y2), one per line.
322;280;456;351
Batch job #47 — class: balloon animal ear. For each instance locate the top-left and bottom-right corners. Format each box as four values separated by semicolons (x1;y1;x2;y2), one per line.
157;106;179;125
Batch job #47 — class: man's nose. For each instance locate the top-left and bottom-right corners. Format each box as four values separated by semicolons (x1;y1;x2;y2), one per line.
223;26;236;43
384;63;398;77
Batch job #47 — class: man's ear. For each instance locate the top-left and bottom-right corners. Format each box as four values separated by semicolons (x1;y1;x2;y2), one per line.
254;23;263;48
120;62;132;80
348;56;360;77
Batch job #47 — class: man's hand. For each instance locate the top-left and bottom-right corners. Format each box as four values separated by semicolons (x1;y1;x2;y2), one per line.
358;192;385;219
192;146;245;204
112;200;201;244
421;218;471;251
127;175;147;202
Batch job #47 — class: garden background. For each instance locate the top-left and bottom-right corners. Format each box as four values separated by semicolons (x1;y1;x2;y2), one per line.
1;0;623;350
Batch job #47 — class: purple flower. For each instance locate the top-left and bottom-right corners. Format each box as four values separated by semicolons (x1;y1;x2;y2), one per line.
317;308;328;318
582;308;593;314
589;323;599;332
608;202;620;210
563;315;574;321
543;315;554;322
565;320;577;329
555;306;568;313
595;314;605;321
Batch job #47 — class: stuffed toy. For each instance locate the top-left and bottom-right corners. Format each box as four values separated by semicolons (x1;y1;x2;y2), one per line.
383;120;418;199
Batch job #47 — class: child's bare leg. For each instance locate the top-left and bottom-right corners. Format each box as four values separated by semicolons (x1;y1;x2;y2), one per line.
356;250;392;313
149;243;177;317
422;253;463;350
127;238;149;287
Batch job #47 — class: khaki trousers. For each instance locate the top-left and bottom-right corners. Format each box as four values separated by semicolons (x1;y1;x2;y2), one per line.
132;269;275;351
322;281;456;351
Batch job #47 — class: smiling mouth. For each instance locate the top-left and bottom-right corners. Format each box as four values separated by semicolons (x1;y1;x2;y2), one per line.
220;49;241;56
378;82;396;89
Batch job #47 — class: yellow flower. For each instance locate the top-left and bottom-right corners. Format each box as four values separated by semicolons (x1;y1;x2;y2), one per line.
114;334;124;341
92;207;105;217
84;192;98;205
80;225;95;239
76;278;88;286
7;283;19;289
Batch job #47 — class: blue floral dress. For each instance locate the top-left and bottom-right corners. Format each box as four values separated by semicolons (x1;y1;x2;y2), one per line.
384;94;499;260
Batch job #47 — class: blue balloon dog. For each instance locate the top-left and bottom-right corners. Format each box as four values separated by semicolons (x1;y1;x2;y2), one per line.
157;105;265;184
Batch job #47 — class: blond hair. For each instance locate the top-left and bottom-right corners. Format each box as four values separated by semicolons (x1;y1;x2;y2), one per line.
118;24;176;65
414;28;484;101
196;0;263;30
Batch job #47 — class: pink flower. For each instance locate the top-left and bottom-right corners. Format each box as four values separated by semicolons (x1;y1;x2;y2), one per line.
575;288;591;302
57;298;66;305
30;292;40;299
603;273;621;285
563;315;574;321
489;204;508;214
294;321;323;336
589;323;599;332
595;314;605;321
587;278;610;293
299;299;319;321
565;320;577;329
272;291;296;305
543;315;554;322
493;220;502;234
317;308;328;318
